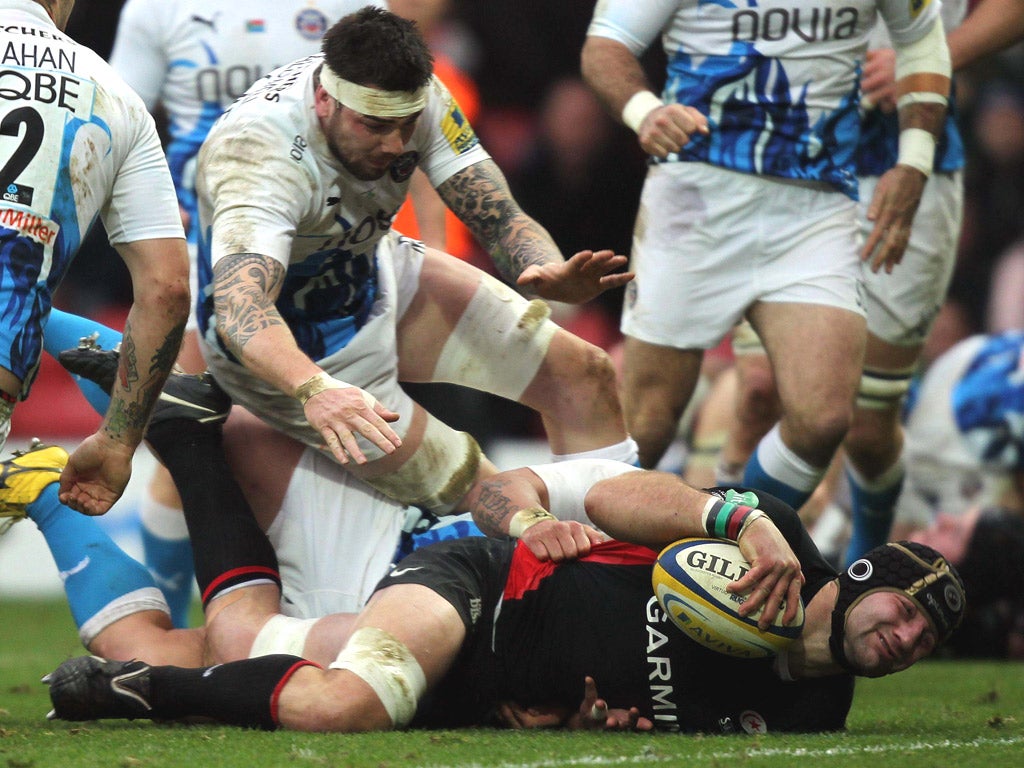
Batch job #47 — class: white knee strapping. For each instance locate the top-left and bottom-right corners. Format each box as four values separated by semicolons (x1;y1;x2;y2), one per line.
431;273;558;402
329;626;427;728
856;367;915;410
248;614;319;658
363;411;481;515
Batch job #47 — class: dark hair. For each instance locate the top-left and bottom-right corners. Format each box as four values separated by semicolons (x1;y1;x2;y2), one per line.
948;508;1024;658
321;6;433;92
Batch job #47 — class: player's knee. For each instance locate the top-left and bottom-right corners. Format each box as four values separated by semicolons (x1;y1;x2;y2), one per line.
325;627;427;731
785;404;853;457
545;337;620;410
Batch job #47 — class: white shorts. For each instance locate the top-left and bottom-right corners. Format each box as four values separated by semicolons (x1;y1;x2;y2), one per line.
859;171;963;347
896;335;1008;528
204;232;422;460
268;447;407;618
621;163;864;350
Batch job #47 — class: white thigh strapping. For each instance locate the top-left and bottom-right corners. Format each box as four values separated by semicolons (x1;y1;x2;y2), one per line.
621;163;863;350
859;171;963;346
431;271;558;401
267;448;407;618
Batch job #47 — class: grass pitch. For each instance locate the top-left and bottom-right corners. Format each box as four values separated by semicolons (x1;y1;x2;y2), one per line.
1;599;1022;768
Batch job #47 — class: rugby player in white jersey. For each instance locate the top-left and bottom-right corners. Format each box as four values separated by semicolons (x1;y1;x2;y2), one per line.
581;0;952;526
0;0;188;517
108;0;383;626
195;7;638;518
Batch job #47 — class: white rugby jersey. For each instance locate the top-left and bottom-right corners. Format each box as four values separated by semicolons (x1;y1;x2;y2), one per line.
0;0;181;382
109;0;379;238
588;0;944;198
194;55;490;360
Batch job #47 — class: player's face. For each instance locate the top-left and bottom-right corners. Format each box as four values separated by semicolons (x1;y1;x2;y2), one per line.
842;591;938;677
320;97;420;181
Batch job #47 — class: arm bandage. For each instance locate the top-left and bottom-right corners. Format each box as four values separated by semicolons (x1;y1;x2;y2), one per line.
329;627;427;728
894;18;952;82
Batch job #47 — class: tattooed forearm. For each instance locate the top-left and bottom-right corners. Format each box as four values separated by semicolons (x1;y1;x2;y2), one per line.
213;253;288;357
438;159;562;283
103;318;185;442
471;476;520;537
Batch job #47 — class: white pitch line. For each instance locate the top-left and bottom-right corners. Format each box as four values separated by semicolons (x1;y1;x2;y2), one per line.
413;735;1024;768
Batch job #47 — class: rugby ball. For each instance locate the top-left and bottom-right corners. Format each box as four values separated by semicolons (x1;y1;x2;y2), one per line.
652;538;804;658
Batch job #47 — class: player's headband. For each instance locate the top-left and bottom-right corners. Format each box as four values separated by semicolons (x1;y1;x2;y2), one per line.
829;541;966;674
319;64;427;118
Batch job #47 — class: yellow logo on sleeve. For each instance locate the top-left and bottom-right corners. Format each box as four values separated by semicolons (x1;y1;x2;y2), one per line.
910;0;931;18
441;100;479;155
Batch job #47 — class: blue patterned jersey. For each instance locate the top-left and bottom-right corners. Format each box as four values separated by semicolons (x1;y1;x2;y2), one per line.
0;0;181;391
952;331;1024;472
588;0;944;199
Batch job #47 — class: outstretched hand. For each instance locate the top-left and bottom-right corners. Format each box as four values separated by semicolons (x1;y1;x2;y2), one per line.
58;433;135;516
517;249;633;304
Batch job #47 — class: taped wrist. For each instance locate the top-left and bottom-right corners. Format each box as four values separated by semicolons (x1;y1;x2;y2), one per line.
508;507;557;538
702;496;766;541
896;127;937;177
622;90;663;133
295;371;346;405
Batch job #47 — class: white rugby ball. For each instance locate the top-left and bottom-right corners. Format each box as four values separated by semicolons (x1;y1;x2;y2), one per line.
652;537;804;658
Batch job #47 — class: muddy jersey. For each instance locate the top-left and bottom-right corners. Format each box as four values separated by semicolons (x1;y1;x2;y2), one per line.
412;493;851;733
587;0;943;199
194;55;488;360
857;0;966;177
109;0;376;245
0;0;181;388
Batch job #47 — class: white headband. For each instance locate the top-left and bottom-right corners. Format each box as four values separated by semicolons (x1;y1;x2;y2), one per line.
319;64;428;118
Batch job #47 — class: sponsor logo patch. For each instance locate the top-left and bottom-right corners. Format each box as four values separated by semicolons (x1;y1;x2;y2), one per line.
2;182;33;206
296;9;328;40
440;100;479;155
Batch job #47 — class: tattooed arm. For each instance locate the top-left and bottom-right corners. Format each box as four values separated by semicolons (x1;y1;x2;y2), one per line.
211;253;400;465
436;159;633;304
60;237;190;515
462;467;606;562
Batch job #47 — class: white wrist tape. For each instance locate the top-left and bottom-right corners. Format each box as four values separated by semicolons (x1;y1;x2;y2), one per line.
295;371;377;408
621;90;663;133
897;128;936;177
329;627;426;728
508;507;557;538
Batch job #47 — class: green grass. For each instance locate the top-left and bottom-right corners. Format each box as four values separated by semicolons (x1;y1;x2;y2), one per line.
2;600;1023;768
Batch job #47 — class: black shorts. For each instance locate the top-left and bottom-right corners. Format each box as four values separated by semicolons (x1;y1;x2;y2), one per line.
373;536;516;632
373;536;517;727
